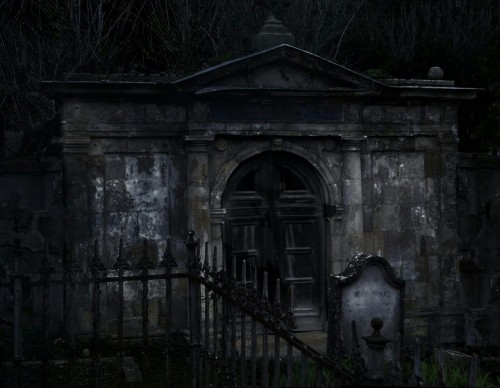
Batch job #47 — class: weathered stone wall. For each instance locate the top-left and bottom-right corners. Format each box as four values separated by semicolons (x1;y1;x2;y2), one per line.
61;99;189;334
61;100;187;262
0;95;474;347
194;97;463;343
457;154;500;347
31;74;473;349
360;135;462;344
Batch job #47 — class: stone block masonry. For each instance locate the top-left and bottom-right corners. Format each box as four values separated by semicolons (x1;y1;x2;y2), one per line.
32;43;480;345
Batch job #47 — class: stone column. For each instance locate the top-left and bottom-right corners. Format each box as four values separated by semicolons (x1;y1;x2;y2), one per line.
185;135;213;246
341;138;365;268
87;140;106;259
326;206;344;275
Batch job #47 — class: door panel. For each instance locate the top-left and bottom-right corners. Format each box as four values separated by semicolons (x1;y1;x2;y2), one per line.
281;219;321;322
223;152;325;330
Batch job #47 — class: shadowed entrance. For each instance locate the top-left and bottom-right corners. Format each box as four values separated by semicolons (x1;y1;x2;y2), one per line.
222;151;326;331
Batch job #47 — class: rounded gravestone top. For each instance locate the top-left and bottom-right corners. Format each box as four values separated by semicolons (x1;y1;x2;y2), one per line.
428;66;444;80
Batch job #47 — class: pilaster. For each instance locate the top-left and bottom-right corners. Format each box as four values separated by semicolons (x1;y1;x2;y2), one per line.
185;135;214;247
341;137;366;268
61;136;91;261
327;206;344;275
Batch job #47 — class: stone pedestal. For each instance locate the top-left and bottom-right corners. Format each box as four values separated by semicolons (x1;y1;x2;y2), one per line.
362;317;391;381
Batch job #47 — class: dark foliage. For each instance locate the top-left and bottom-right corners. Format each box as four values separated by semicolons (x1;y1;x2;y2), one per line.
1;0;500;155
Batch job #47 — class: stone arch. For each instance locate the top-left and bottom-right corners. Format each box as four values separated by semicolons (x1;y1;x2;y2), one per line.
210;142;341;209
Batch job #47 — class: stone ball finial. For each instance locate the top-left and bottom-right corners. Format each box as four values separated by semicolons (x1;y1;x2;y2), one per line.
371;317;384;331
428;66;444;80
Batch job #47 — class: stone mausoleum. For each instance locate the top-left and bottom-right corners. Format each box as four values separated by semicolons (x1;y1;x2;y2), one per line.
33;19;487;344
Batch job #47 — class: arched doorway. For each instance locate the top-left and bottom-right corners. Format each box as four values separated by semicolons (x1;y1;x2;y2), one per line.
222;151;326;330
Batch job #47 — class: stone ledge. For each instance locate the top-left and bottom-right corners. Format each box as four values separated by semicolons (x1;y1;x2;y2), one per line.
383;78;455;87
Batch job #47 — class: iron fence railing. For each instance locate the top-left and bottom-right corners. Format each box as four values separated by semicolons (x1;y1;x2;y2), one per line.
0;230;361;387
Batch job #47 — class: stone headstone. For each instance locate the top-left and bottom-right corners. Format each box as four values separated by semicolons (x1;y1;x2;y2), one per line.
327;253;405;361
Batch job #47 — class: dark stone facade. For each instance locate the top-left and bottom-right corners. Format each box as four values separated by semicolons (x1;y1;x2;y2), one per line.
2;44;496;346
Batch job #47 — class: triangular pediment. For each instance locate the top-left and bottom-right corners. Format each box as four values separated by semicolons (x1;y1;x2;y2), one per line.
174;45;384;93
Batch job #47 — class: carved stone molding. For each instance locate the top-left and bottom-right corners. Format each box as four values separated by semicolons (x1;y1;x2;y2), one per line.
340;137;367;152
184;135;214;153
210;208;226;225
62;136;90;154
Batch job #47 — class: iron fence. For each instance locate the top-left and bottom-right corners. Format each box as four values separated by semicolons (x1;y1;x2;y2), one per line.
0;230;361;387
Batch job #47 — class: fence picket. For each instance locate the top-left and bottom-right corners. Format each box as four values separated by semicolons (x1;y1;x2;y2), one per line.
213;245;219;388
240;259;247;387
90;239;103;388
39;242;53;388
251;267;257;388
286;284;294;387
161;237;176;388
273;278;281;388
262;271;269;388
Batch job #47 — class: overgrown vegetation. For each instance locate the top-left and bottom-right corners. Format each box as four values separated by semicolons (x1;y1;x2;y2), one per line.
3;325;500;387
2;0;500;154
397;352;500;388
419;357;497;387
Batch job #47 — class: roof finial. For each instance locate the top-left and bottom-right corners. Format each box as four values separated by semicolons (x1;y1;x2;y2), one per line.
252;12;295;51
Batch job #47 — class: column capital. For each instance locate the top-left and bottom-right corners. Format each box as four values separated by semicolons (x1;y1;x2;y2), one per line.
184;135;214;152
341;136;367;152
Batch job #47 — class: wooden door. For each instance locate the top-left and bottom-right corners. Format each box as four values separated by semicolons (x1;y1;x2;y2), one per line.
223;152;325;330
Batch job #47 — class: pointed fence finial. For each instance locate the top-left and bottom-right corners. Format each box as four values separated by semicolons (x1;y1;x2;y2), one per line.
138;238;154;270
91;239;106;272
203;241;209;272
185;230;197;255
113;238;130;270
38;242;55;276
160;237;177;269
186;231;201;273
